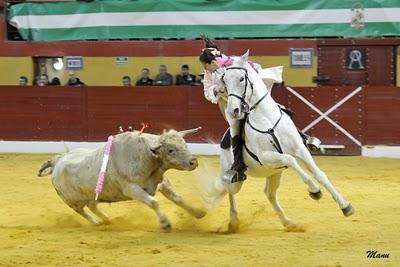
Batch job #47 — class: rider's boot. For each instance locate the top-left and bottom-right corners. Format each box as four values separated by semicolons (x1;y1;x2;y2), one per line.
223;135;247;183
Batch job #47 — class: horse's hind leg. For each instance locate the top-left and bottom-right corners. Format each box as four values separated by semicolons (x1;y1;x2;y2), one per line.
265;173;302;232
295;148;354;216
225;180;244;233
87;201;111;225
228;193;239;233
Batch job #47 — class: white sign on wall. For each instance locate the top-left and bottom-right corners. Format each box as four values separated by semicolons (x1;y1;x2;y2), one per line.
65;56;83;70
289;48;313;68
116;56;128;65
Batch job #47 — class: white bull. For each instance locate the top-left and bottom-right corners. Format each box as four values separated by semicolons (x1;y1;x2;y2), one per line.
38;127;205;231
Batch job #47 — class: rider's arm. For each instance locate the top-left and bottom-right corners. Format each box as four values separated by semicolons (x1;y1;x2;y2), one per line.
203;70;224;104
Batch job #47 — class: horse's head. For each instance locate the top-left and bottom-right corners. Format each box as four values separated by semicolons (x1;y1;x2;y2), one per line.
221;50;252;120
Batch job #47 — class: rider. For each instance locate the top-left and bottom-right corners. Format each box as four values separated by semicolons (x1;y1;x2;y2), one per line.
199;35;320;183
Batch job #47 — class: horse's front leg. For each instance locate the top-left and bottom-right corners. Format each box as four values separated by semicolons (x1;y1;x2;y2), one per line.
294;147;354;216
221;147;244;233
228;193;240;233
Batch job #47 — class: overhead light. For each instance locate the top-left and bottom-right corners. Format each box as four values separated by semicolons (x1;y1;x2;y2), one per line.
53;58;64;71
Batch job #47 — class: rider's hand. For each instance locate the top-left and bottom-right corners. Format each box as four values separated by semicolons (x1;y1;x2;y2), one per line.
213;85;225;96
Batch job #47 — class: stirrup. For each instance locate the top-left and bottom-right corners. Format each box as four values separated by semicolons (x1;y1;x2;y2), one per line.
306;136;321;150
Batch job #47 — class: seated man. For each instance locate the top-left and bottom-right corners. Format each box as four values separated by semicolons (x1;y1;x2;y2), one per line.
37;74;49;86
19;76;28;86
175;64;196;85
122;76;132;87
66;71;85;86
153;64;173;86
136;68;153;86
50;77;61;85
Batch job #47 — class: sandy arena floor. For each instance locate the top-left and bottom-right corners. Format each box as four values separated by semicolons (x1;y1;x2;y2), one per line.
0;154;399;267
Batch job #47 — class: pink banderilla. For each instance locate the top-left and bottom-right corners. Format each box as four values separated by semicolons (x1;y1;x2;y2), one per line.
95;135;114;200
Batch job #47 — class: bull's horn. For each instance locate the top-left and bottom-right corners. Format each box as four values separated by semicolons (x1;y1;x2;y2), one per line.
179;126;202;137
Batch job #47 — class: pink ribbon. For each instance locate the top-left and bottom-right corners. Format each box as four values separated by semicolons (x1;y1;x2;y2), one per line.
216;54;234;67
95;135;114;200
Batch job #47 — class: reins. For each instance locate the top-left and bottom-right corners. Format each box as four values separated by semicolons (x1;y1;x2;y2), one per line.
222;66;285;165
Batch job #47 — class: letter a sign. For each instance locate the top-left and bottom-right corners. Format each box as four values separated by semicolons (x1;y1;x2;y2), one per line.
346;48;366;70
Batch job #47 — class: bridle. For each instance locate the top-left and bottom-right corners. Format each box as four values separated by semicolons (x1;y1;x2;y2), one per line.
221;66;284;164
221;66;269;114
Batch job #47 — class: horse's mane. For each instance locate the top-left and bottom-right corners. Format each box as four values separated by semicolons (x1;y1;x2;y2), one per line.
229;59;268;92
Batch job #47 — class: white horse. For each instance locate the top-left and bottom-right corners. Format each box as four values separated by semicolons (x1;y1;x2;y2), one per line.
207;50;354;232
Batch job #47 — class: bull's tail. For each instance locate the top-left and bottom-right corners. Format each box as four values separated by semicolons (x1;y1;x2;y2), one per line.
37;155;61;177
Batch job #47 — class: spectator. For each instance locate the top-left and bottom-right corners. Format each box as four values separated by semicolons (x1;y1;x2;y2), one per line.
37;74;49;86
153;64;173;86
175;64;196;85
66;71;85;86
197;72;205;85
19;76;28;86
122;76;132;87
50;77;61;85
136;68;153;86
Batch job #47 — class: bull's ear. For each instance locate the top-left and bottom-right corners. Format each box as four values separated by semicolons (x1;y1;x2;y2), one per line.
238;50;249;66
179;126;202;137
150;144;162;157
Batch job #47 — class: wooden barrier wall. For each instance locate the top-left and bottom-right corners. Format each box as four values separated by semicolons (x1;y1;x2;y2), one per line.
0;86;226;143
0;86;399;154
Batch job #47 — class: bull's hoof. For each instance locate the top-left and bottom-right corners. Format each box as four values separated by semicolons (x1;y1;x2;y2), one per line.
341;203;354;217
309;190;322;200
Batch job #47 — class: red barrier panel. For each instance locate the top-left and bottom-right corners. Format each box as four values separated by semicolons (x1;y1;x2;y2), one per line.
1;85;399;154
0;86;226;143
364;86;400;145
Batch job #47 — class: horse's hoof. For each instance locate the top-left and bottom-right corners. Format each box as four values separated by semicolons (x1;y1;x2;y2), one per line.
193;210;207;219
309;190;322;200
161;221;172;232
342;203;354;217
284;221;305;232
95;220;111;226
227;222;239;233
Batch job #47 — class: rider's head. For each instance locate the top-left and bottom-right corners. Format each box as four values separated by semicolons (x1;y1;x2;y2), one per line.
199;34;221;72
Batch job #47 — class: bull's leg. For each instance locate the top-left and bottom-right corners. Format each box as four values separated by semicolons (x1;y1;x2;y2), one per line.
87;201;111;225
260;151;321;197
265;173;302;232
70;203;99;225
123;184;171;231
294;147;354;216
158;177;206;219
